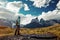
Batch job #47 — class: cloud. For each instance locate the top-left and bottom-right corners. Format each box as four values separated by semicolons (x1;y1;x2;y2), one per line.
0;7;35;25
16;14;36;25
38;9;60;20
0;2;7;7
30;0;51;8
0;0;7;2
57;1;60;9
0;7;16;21
38;1;60;20
0;0;60;25
24;4;30;11
6;1;23;13
0;1;23;21
21;0;60;25
0;0;7;7
21;14;36;25
0;1;30;25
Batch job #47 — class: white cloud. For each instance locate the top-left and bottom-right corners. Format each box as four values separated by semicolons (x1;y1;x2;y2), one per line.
0;0;8;7
0;0;60;25
38;1;60;20
38;9;60;20
21;14;36;25
0;7;31;25
16;14;36;25
24;4;30;11
0;9;34;25
12;13;36;25
0;7;15;27
0;0;7;2
0;1;30;25
37;1;60;21
57;1;60;9
0;7;16;21
0;2;7;7
7;0;60;25
30;0;51;8
0;1;23;21
6;1;23;13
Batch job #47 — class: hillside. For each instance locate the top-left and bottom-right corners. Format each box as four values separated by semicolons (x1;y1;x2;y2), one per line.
0;26;14;36
0;24;60;38
20;23;60;38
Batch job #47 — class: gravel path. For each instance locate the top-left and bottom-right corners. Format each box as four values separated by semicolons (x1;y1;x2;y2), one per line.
0;35;57;40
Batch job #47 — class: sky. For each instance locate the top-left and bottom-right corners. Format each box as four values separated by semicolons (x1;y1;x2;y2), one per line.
7;0;59;15
0;0;60;25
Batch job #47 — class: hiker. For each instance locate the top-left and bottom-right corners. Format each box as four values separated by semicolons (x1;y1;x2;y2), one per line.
15;16;20;35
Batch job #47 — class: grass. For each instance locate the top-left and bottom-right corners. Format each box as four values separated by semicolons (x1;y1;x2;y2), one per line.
0;26;14;36
0;23;60;38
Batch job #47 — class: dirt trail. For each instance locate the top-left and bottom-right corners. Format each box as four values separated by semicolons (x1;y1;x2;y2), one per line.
0;34;57;40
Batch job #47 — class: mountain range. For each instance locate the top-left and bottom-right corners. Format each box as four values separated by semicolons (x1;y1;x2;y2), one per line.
0;18;60;28
0;18;14;28
24;17;60;28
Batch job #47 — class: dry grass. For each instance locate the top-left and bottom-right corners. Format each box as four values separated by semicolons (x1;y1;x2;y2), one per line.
0;26;14;36
20;23;60;38
0;23;60;38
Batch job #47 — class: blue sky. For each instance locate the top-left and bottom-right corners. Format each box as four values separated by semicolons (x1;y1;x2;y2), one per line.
7;0;59;16
0;0;60;25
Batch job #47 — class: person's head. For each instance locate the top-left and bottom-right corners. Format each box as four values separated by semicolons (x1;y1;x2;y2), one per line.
18;16;20;19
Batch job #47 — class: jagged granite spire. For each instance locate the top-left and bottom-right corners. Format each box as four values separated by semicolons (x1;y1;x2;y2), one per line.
31;17;39;23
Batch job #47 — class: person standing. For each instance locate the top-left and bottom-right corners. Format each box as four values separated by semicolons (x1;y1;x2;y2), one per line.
15;16;20;35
